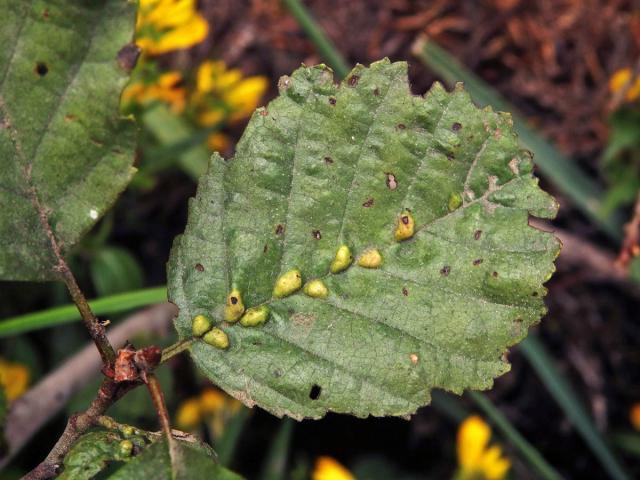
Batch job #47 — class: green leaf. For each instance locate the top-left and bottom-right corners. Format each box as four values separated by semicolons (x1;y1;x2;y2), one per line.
60;429;243;480
168;59;560;419
0;0;138;281
90;246;145;296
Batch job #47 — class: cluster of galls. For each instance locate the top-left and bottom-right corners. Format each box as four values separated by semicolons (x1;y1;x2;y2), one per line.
192;209;423;350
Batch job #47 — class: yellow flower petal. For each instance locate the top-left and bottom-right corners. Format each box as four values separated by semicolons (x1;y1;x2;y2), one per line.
207;132;230;152
0;358;29;401
479;445;511;480
630;403;640;430
137;14;208;55
457;415;491;471
199;387;226;414
312;456;355;480
609;67;640;102
176;397;202;429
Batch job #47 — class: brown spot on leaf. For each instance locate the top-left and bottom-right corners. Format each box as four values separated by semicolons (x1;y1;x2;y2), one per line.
259;108;268;116
117;43;140;72
440;266;450;276
275;224;285;235
409;353;419;365
195;263;204;272
452;122;462;131
373;87;380;96
532;291;539;297
385;172;398;190
401;215;410;225
397;123;406;130
473;259;483;266
43;9;49;18
34;62;48;77
474;230;482;240
492;271;499;278
263;243;268;253
402;287;409;296
324;156;334;164
64;114;77;122
362;197;374;208
446;153;455;161
312;229;322;240
347;75;359;86
328;97;336;105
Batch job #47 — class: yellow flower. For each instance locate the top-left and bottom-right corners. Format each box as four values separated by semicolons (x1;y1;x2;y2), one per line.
135;0;209;55
207;132;230;152
312;456;355;480
457;415;510;480
122;71;187;113
0;358;29;402
176;397;202;429
630;403;640;430
609;68;640;102
194;61;267;126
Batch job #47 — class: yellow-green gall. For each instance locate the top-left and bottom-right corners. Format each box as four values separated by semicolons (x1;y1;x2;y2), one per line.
330;245;353;273
119;439;133;457
358;248;382;268
448;192;463;212
303;279;329;298
191;314;212;337
394;209;415;241
224;288;245;322
273;269;302;298
121;425;135;437
240;305;270;327
203;327;229;350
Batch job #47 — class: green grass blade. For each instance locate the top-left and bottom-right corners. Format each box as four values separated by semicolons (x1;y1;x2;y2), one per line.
412;37;622;240
281;0;350;79
520;336;630;480
215;408;252;467
259;418;295;480
468;391;562;480
0;286;167;337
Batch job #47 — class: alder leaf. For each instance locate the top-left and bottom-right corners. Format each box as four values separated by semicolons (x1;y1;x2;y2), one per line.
168;59;560;419
0;0;137;281
59;430;243;480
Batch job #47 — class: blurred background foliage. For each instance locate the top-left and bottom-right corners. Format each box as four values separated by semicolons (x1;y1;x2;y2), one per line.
2;1;640;479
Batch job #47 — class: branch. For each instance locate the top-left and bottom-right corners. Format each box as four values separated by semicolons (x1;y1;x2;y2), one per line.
0;303;176;470
146;374;180;471
616;192;640;269
29;183;115;366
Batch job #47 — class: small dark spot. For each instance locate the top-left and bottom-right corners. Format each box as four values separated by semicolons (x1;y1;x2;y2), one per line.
34;62;48;77
402;287;409;296
401;215;409;225
312;229;322;240
263;243;268;253
252;340;263;347
446;153;455;161
492;271;499;278
324;156;334;164
259;109;269;116
514;317;523;323
116;43;140;72
347;75;359;87
273;370;282;378
309;384;322;400
532;291;539;297
328;97;337;105
474;230;482;240
362;198;374;208
473;259;483;266
385;172;397;190
440;266;450;276
373;87;380;96
64;114;77;122
43;9;49;19
275;224;285;235
230;296;238;305
91;138;104;147
452;122;462;132
195;263;204;272
397;123;406;130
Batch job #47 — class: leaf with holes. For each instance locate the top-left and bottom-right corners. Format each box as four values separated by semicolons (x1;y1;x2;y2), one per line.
0;0;138;281
168;59;560;419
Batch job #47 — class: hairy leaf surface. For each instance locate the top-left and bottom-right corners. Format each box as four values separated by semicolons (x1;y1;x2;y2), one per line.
0;0;137;281
168;59;560;419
